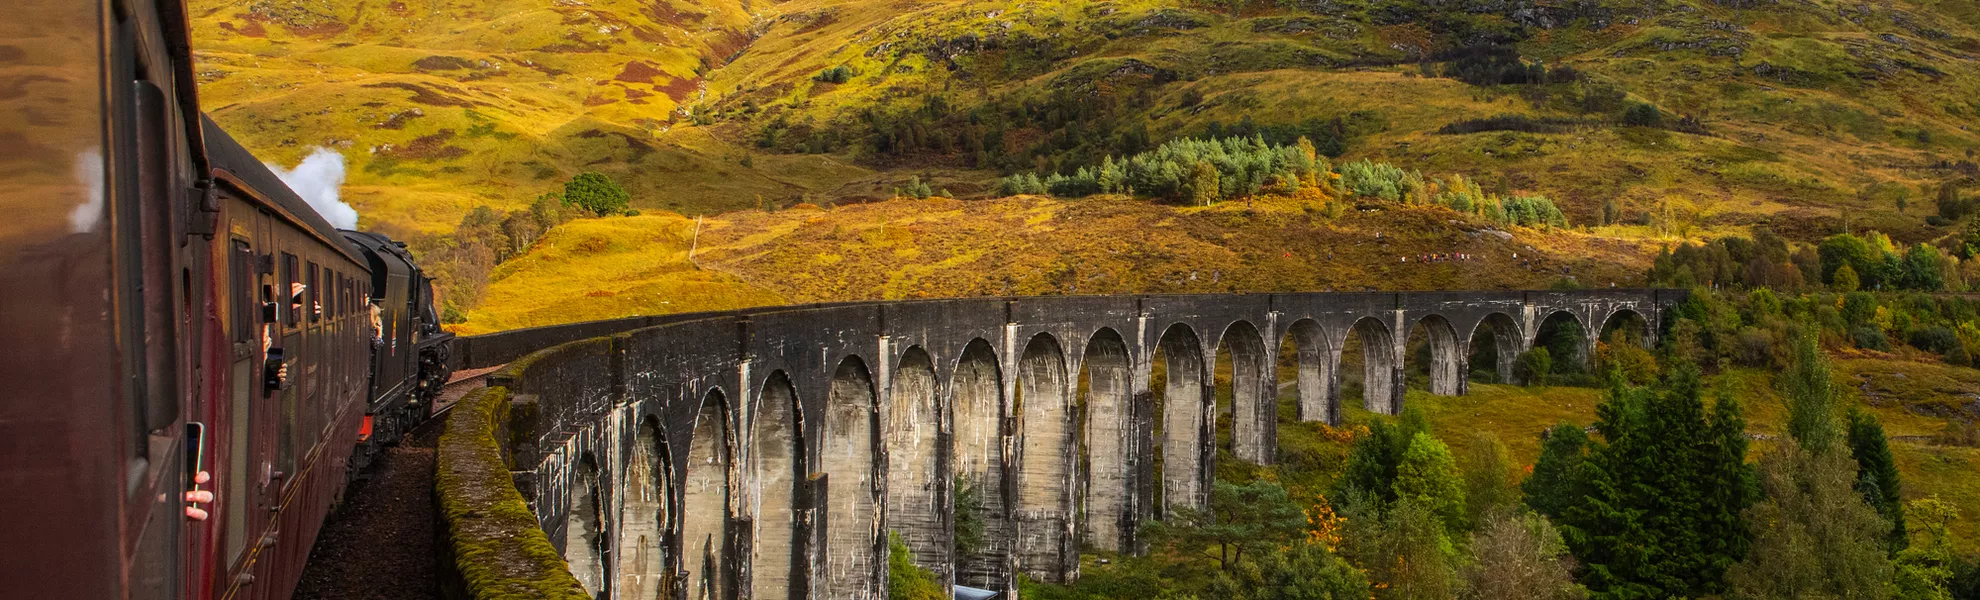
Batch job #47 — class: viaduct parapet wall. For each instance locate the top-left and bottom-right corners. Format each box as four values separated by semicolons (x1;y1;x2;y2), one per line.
457;290;1684;600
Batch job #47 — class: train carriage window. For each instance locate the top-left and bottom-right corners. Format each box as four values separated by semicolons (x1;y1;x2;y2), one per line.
324;268;335;321
115;55;182;457
308;263;321;324
282;253;300;328
230;241;254;344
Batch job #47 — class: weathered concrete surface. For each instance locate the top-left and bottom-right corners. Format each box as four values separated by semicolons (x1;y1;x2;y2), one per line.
1079;331;1132;553
474;290;1679;600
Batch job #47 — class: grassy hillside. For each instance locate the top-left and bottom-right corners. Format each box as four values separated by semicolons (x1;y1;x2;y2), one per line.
707;0;1980;239
458;193;1653;332
459;213;785;333
196;0;1980;242
189;0;877;232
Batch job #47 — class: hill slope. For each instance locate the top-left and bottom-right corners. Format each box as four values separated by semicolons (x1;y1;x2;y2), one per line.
196;0;1980;243
459;193;1652;333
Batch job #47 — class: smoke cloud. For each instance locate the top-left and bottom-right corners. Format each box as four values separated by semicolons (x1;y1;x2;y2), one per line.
267;147;359;230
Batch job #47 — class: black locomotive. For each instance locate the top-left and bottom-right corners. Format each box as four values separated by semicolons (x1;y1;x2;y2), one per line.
0;0;453;597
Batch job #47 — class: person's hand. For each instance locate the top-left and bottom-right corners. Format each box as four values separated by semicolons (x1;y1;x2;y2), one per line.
276;362;289;385
185;471;213;521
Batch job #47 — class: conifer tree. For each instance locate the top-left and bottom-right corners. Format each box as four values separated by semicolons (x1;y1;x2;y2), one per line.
1337;410;1431;505
1559;365;1756;600
1523;423;1588;521
1848;409;1907;552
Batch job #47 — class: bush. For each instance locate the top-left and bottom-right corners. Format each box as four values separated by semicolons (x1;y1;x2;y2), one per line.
1597;341;1660;386
1735;327;1777;367
889;533;944;600
1851;325;1890;351
814;65;854;84
1518;348;1554;386
1623;102;1664;128
1909;326;1960;354
562;171;631;216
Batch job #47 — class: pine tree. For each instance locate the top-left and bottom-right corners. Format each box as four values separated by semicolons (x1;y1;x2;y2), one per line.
1559;365;1756;600
1337;411;1430;505
1523;423;1588;521
1848;409;1907;552
1338;418;1409;504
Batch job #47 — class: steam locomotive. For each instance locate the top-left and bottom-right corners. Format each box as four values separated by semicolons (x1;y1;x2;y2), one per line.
0;0;452;597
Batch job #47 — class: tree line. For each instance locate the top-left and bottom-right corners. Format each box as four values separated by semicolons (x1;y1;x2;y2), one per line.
997;135;1568;228
413;171;633;322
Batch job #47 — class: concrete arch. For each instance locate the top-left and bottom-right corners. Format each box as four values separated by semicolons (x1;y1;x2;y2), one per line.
684;389;732;600
885;346;946;576
1078;328;1132;553
569;453;608;596
823;357;881;599
1598;308;1651;348
1154;323;1209;514
1467;313;1524;384
620;417;670;599
951;339;1010;590
1015;333;1074;583
1533;310;1591;373
1409;314;1464;397
751;371;803;599
1280;319;1337;424
1215;321;1273;465
1339;317;1400;415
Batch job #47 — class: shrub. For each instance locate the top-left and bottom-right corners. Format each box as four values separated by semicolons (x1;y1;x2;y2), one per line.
814;65;854;84
562;171;631;216
1851;325;1890;351
1734;327;1776;368
1909;326;1960;354
1518;348;1553;386
1623;102;1664;128
889;533;944;600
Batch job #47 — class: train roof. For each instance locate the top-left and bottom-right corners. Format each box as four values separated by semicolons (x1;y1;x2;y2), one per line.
199;114;363;263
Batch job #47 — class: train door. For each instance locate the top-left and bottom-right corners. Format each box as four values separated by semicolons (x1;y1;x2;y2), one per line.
223;234;256;586
278;250;302;487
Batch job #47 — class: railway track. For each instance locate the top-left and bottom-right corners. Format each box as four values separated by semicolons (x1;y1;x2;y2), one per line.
292;364;500;600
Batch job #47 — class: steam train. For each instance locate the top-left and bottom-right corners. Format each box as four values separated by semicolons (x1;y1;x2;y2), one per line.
0;0;452;597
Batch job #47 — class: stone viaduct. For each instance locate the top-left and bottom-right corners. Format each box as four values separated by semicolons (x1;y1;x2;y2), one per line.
447;289;1684;600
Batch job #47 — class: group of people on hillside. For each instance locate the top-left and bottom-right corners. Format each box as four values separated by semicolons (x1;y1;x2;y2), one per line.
1401;252;1476;263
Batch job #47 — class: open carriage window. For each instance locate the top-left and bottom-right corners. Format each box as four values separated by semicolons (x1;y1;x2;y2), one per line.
282;252;300;328
307;262;321;324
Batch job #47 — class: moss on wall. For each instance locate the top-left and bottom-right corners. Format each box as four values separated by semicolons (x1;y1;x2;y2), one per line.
435;386;591;600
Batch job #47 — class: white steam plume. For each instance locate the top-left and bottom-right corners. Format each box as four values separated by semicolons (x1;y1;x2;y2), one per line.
266;147;359;230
